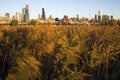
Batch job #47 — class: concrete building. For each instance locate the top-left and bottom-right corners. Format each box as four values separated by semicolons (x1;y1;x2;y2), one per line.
16;12;22;22
98;10;101;21
102;15;109;20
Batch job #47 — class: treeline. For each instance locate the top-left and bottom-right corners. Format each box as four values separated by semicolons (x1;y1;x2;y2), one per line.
0;26;120;80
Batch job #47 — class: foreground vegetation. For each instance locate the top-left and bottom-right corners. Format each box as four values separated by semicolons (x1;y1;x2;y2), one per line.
0;26;120;80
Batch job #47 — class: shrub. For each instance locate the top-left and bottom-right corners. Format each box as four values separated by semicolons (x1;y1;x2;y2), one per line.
10;20;18;26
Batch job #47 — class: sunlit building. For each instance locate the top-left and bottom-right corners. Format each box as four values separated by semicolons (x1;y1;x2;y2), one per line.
16;12;22;22
98;10;101;21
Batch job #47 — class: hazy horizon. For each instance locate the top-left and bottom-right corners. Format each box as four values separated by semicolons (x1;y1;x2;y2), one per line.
0;0;120;19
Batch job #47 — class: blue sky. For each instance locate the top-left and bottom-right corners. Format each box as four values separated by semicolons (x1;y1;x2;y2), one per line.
0;0;120;19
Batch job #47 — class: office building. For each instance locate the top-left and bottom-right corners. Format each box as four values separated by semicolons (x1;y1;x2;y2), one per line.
26;4;30;22
111;15;113;20
22;4;30;22
102;15;109;20
98;10;101;21
95;14;97;21
77;14;79;21
42;8;46;20
38;14;41;19
16;12;22;22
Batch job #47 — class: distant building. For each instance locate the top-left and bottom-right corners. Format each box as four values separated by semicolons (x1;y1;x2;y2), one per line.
47;15;55;24
16;12;22;22
38;14;41;19
63;15;69;22
111;15;114;20
5;13;10;19
42;8;46;20
22;4;30;22
94;14;97;21
76;14;79;21
49;15;52;19
102;15;109;20
98;10;101;21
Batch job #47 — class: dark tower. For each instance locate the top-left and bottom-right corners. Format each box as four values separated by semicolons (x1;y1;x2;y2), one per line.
111;15;113;20
95;14;97;22
42;8;46;20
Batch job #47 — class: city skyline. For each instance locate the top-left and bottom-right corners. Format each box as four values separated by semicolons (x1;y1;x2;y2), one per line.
0;0;120;19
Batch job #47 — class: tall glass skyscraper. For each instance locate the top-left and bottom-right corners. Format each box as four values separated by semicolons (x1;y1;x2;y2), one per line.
42;8;46;20
22;4;30;22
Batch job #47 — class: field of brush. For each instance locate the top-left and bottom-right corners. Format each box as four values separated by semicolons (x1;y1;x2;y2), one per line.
0;26;120;80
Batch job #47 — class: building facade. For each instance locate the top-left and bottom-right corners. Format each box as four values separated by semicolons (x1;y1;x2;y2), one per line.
42;8;46;20
16;12;22;22
22;4;30;22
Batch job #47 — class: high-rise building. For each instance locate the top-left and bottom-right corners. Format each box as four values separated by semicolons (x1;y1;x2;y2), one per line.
5;13;10;19
22;4;30;22
26;4;30;22
98;10;101;22
42;8;46;20
77;14;79;21
22;8;26;22
16;12;22;22
111;15;113;20
102;15;109;20
38;14;41;19
95;14;97;21
98;11;101;16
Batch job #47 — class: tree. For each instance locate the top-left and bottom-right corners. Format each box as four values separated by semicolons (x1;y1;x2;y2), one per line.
108;20;117;26
117;20;120;26
30;19;37;26
10;20;18;26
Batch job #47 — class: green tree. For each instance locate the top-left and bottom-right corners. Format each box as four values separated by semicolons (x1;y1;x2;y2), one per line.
10;20;18;26
30;19;37;26
117;20;120;26
108;20;117;26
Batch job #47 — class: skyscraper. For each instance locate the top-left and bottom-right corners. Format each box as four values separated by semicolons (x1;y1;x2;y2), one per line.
95;14;97;21
22;4;30;22
98;10;101;22
22;8;26;22
42;8;46;20
77;14;79;21
111;15;113;20
26;4;30;22
16;12;22;22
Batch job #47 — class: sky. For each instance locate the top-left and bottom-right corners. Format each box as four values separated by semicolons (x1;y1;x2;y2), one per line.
0;0;120;19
